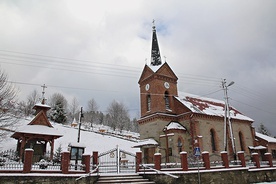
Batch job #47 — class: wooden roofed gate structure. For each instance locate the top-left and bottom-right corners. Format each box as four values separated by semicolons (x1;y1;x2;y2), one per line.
11;98;63;162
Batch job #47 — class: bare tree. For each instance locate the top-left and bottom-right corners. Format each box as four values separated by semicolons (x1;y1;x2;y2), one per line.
84;98;99;128
107;100;130;131
68;97;80;123
26;89;41;115
87;98;99;112
0;68;18;143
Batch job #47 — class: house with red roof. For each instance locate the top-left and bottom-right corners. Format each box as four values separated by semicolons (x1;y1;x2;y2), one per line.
254;132;276;160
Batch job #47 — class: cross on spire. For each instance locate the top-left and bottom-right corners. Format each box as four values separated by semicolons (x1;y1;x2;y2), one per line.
41;84;47;104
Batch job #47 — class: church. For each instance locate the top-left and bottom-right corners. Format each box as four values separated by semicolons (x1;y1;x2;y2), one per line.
137;23;256;163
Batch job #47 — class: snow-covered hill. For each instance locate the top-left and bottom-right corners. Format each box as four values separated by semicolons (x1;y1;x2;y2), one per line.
1;117;141;155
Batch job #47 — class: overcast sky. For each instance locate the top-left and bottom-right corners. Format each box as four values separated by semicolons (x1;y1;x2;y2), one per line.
0;1;275;134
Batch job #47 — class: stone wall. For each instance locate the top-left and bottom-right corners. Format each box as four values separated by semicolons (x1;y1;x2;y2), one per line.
144;168;276;184
0;175;98;184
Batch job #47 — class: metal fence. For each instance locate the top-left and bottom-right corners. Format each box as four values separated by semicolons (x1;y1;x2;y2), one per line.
0;149;22;170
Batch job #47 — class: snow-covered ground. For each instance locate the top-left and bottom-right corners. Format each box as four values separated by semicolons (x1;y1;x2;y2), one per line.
1;117;140;155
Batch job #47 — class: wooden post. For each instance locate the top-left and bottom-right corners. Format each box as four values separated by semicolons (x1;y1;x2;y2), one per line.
23;149;34;173
50;139;55;161
252;153;260;168
221;151;229;168
202;151;210;170
237;151;246;167
136;151;142;172
61;151;70;174
180;151;188;171
264;153;273;167
82;154;91;173
19;138;26;162
154;153;161;170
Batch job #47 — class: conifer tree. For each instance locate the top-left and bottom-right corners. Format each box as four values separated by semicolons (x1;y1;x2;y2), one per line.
258;123;271;136
50;101;67;124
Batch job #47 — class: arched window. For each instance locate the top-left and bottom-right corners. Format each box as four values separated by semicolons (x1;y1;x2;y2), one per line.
164;91;170;110
210;129;217;152
147;94;151;111
239;131;245;151
177;138;183;153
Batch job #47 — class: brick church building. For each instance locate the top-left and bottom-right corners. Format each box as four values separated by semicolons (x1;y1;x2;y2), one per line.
137;23;256;163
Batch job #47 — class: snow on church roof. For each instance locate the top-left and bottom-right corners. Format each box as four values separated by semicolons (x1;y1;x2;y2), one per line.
148;63;162;73
166;121;186;131
175;91;253;122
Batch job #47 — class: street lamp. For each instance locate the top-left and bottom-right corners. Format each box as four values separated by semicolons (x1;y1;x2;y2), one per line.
222;79;236;160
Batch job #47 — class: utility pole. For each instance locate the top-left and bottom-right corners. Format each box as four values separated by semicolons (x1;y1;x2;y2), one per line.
222;79;236;160
77;107;84;143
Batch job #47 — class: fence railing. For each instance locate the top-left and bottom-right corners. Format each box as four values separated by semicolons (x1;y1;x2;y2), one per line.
138;151;276;173
0;149;275;175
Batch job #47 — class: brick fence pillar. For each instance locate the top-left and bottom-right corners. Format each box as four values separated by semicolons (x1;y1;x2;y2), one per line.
237;151;246;167
136;151;142;172
92;151;98;171
264;153;273;167
82;154;91;173
23;149;34;173
61;151;70;174
154;153;161;170
180;151;188;171
202;151;210;170
221;151;229;168
252;153;260;168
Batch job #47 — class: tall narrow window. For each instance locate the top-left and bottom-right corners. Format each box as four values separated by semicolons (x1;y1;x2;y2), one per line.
210;129;217;152
164;91;170;110
239;131;245;151
177;138;183;153
147;94;151;111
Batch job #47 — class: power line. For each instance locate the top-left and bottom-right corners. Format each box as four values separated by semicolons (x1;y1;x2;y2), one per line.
231;98;276;117
0;49;140;70
8;81;122;93
2;49;275;118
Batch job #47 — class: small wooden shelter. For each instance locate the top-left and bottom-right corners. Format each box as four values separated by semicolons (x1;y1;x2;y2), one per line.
11;98;63;162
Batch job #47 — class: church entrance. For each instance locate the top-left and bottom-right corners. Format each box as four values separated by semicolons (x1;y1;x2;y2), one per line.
98;146;136;173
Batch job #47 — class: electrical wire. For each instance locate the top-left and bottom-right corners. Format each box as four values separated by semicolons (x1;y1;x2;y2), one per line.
1;49;275;118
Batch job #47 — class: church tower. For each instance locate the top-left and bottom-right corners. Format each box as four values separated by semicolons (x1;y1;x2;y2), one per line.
136;21;255;164
138;22;178;118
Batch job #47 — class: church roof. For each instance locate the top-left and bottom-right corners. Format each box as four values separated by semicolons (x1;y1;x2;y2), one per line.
166;121;186;131
175;91;253;122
